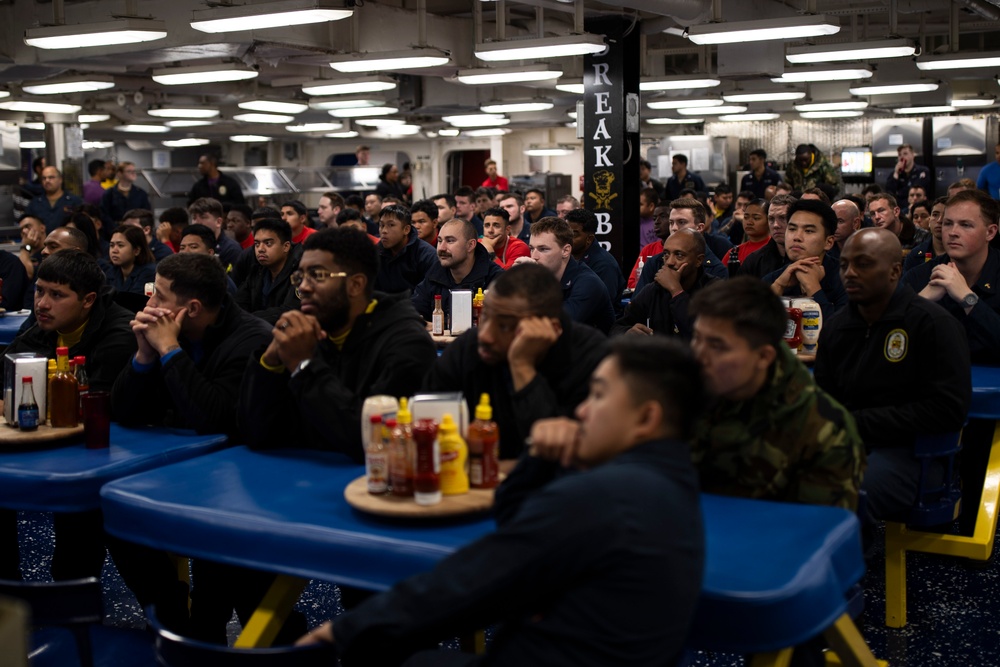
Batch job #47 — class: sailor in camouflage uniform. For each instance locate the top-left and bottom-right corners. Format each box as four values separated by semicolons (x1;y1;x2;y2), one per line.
786;144;843;196
688;277;865;511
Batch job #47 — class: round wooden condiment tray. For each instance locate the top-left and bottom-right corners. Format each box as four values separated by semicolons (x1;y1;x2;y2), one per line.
0;418;84;444
344;475;497;518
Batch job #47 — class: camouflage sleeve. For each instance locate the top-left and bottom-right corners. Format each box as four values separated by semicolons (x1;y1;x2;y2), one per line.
783;389;866;511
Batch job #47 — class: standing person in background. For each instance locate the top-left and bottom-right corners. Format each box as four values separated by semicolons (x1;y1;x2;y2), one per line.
188;154;245;207
375;164;406;201
785;144;842;195
354;145;370;166
886;144;932;207
664;154;706;201
978;142;1000;201
639;159;665;199
83;159;106;206
26;167;82;232
101;162;151;230
482;159;509;192
741;149;782;200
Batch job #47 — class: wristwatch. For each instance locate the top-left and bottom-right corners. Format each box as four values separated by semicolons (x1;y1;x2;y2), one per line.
20;244;31;254
962;293;979;308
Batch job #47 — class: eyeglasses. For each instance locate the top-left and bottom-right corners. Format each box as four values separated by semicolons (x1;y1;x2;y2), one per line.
289;268;348;287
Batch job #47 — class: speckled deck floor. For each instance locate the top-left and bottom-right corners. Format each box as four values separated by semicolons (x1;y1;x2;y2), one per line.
15;511;1000;665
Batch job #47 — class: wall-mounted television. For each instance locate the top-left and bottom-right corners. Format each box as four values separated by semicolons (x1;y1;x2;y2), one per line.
841;147;873;175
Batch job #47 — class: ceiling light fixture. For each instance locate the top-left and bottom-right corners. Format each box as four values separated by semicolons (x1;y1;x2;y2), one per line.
324;130;359;138
916;52;1000;71
438;128;460;137
114;124;170;133
951;97;996;108
308;96;386;110
443;113;510;128
302;76;397;96
677;105;748;115
376;124;422;136
19;141;46;149
640;76;721;91
646;117;704;125
555;81;584;94
147;107;220;119
457;64;563;85
238;100;309;114
717;112;781;121
722;91;805;102
22;76;115;95
162;138;210;147
354;118;407;127
152;64;258;85
286;122;345;132
786;38;915;64
233;112;296;123
799;110;865;118
0;100;82;113
463;128;511;137
647;98;723;110
329;47;450;73
230;135;271;142
794;100;868;111
687;15;839;45
165;120;214;127
191;0;351;33
24;18;167;49
22;122;46;130
849;82;940;95
475;34;605;61
771;66;873;83
79;114;110;123
329;106;399;118
480;100;553;113
83;141;114;149
893;106;956;115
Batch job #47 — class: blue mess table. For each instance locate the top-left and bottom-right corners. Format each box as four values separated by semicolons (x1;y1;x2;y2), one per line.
0;424;228;513
102;446;882;664
0;311;31;346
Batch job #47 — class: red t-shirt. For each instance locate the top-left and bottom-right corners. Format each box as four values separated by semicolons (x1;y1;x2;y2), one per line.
486;235;530;269
723;237;771;265
627;239;664;289
239;234;255;250
482;176;510;192
292;226;317;245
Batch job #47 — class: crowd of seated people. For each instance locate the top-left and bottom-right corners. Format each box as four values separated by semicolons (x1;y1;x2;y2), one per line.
1;159;997;666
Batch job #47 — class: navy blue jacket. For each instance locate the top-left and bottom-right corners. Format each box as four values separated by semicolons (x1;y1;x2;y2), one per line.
665;171;706;200
762;252;847;320
374;227;437;294
741;167;783;200
581;242;626;304
636;244;727;294
105;262;157;296
612;272;719;339
100;186;152;228
560;258;615;334
411;244;503;320
26;193;83;232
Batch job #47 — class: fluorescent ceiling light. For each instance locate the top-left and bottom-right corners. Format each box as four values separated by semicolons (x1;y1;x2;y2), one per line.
893;106;956;115
79;114;110;123
230;135;271;142
443;113;510;128
640;76;720;91
688;15;839;45
475;34;605;61
354;118;407;127
772;66;873;83
525;147;574;156
646;117;704;125
457;65;562;85
567;111;577;119
238;100;308;114
19;141;46;149
794;100;868;111
917;52;1000;71
24;18;167;49
438;128;460;136
323;130;359;138
800;110;864;118
850;82;940;95
191;0;351;33
22;76;115;95
647;98;723;110
678;105;747;115
162;138;210;147
301;76;396;96
0;100;81;113
165;119;213;127
329;106;399;118
0;91;11;100
464;128;510;137
556;82;583;94
21;122;46;130
233;112;296;123
480;100;553;113
329;48;449;73
723;91;805;102
951;97;996;108
286;122;344;132
718;113;780;121
565;122;577;128
786;38;915;63
114;124;170;133
153;64;258;85
83;141;114;149
377;124;422;136
309;96;386;110
147;107;220;118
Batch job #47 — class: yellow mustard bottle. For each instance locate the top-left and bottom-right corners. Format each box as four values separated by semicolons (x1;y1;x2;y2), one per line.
437;413;469;495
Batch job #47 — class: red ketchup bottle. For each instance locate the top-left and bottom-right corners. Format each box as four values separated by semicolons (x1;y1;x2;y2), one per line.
412;418;441;506
783;302;803;354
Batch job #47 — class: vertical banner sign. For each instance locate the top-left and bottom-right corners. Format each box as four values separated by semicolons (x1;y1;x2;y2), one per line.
583;16;641;272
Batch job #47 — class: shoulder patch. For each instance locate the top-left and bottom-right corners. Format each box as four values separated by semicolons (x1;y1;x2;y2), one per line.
884;328;908;362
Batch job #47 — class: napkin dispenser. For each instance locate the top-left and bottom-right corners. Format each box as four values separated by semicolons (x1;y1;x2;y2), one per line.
450;289;472;335
410;392;469;438
4;353;47;426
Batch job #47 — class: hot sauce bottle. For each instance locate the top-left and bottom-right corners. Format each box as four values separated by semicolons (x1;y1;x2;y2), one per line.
468;393;500;489
49;346;79;428
412;418;441;506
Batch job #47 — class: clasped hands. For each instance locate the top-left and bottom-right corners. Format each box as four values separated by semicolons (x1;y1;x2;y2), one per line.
262;310;327;372
132;307;186;365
